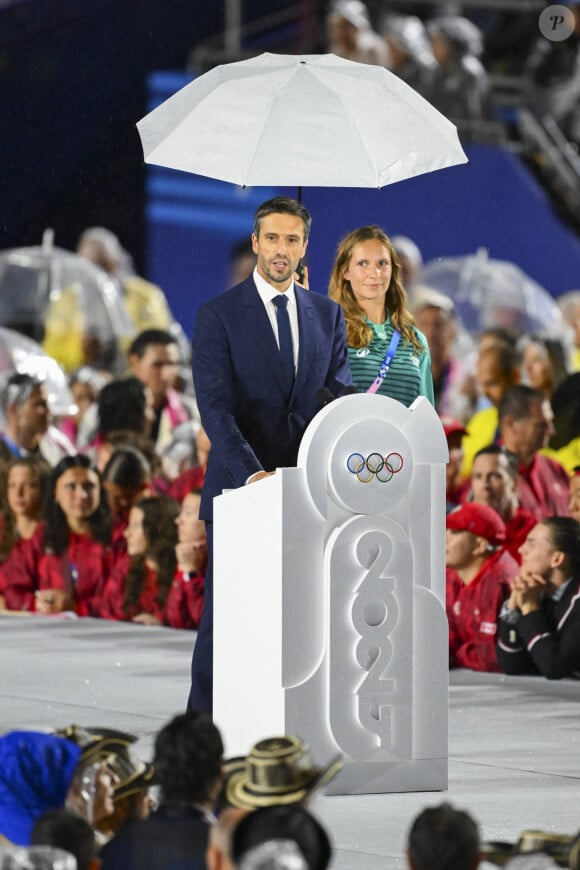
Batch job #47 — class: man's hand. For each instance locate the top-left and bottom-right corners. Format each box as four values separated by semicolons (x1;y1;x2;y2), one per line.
247;470;276;485
35;589;74;614
294;265;309;289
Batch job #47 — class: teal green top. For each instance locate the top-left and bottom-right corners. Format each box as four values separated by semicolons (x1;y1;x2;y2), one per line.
347;315;434;408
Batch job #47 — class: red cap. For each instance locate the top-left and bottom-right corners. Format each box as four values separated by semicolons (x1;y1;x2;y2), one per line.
446;502;506;546
440;415;467;439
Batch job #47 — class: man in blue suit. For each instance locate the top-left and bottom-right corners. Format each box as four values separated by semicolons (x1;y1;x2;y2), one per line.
188;196;352;714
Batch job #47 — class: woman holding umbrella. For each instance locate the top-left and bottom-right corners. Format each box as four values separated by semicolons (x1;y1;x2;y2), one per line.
329;225;434;407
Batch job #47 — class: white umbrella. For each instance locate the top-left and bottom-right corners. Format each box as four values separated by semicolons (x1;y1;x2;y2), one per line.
137;52;467;189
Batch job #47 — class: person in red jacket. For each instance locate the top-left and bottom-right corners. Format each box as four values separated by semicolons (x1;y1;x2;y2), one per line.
166;491;206;631
498;385;570;520
469;445;536;563
1;455;113;616
446;502;519;672
100;495;179;625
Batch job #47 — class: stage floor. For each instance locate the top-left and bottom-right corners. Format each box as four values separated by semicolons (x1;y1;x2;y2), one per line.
2;614;580;868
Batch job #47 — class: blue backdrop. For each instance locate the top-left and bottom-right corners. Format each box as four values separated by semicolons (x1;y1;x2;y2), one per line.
144;73;580;338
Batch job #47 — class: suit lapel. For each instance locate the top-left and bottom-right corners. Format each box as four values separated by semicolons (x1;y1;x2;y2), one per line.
293;287;316;398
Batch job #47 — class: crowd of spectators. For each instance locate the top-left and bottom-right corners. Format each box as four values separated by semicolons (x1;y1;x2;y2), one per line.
1;216;580;670
0;712;572;868
322;0;580;144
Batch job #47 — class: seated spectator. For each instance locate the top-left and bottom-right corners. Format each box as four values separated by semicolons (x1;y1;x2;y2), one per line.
326;0;389;66
497;517;580;679
569;468;580;522
222;736;342;811
441;416;469;510
469;446;536;563
77;227;175;339
380;15;436;96
427;15;495;125
166;430;207;502
446;502;519;672
498;386;569;520
59;367;111;450
86;376;156;464
231;805;332;870
391;235;423;291
99;710;224;870
523;4;580;144
0;373;76;468
0;730;117;846
97;755;154;843
31;809;98;870
128;329;199;453
168;490;206;631
95;428;160;479
518;334;569;401
0;456;50;561
0;455;112;616
411;288;476;422
101;446;153;555
158;420;200;494
461;340;521;478
546;372;580;474
406;802;480;870
557;290;580;372
100;495;179;626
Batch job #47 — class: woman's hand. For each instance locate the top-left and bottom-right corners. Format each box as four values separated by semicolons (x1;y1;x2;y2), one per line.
35;589;74;614
176;539;207;574
132;613;161;626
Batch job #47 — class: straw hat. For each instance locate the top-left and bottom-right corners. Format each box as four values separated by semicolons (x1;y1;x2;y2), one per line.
224;736;342;810
53;725;138;767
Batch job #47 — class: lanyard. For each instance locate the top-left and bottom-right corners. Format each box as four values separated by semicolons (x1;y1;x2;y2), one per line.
366;328;401;394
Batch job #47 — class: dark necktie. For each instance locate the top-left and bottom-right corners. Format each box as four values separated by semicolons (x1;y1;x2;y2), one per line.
272;294;295;392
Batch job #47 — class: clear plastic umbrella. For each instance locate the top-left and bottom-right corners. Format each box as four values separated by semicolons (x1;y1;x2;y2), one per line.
415;249;569;339
0;326;75;419
0;231;134;372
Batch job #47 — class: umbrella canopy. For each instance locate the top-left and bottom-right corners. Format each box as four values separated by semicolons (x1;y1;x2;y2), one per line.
137;52;467;189
416;249;569;339
0;326;75;418
0;240;133;352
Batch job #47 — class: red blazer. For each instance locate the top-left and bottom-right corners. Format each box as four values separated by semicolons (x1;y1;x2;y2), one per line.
1;523;113;616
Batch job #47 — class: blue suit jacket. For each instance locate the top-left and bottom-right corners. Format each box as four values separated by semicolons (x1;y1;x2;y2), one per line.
192;276;352;521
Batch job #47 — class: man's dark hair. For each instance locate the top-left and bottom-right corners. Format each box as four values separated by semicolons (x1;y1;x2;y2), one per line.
407;802;480;870
253;196;312;241
473;445;519;479
31;809;96;870
232;804;332;870
97;377;148;437
153;710;224;805
498;385;545;425
542;516;580;577
128;328;176;359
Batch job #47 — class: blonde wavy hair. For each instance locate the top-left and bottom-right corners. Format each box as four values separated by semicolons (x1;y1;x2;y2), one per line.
328;225;422;352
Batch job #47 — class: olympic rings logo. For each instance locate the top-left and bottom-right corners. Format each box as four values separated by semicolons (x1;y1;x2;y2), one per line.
346;451;404;483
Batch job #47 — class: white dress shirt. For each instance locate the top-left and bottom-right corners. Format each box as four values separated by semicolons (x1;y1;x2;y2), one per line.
253;267;299;371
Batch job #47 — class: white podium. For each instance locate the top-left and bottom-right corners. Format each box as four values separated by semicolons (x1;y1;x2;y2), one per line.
213;394;449;794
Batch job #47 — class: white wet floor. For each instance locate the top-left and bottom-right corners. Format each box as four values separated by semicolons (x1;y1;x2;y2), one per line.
2;614;580;868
